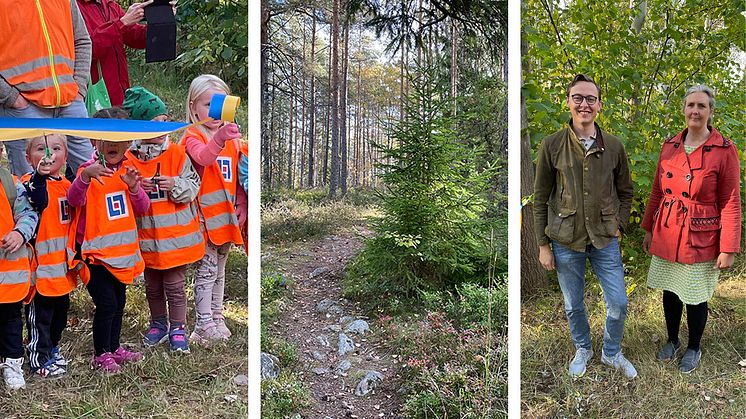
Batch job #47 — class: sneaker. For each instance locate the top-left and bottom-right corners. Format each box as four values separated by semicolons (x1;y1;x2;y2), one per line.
32;357;66;378
679;348;701;374
143;322;169;347
111;347;144;365
169;327;191;353
214;317;232;339
1;357;26;390
601;350;638;379
190;321;227;345
91;352;120;375
568;347;594;378
51;346;68;367
657;340;681;362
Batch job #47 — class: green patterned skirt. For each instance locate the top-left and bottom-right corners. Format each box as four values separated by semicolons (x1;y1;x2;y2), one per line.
647;255;720;304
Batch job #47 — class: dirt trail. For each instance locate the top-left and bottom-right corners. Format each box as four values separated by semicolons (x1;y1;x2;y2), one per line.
268;228;404;419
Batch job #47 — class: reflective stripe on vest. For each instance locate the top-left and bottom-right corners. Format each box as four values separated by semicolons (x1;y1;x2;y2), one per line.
0;177;30;303
0;0;78;107
76;165;144;284
125;145;206;269
20;175;77;296
180;127;243;246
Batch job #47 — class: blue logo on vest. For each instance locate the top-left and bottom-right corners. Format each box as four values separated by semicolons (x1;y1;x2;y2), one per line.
106;192;129;220
58;197;70;224
148;187;167;202
217;157;232;182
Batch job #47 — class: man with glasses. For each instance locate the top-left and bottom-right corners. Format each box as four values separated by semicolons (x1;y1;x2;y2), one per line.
533;74;637;379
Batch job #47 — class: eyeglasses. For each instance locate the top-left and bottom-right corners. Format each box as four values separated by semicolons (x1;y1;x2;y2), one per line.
570;94;598;105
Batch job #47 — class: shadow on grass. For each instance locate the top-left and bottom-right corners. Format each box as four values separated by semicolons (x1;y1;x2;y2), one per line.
521;277;746;417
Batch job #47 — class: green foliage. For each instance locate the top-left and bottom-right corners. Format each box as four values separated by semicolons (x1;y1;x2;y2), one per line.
523;0;746;264
172;0;248;93
346;65;497;299
421;281;508;331
261;372;311;418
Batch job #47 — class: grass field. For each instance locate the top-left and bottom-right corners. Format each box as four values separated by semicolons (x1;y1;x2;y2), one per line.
0;249;248;418
522;262;746;417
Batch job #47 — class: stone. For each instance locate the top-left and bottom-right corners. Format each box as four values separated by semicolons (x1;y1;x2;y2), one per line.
336;359;352;373
338;333;355;356
316;299;344;315
311;351;326;361
260;352;280;380
316;334;330;347
339;315;355;326
310;266;330;278
324;324;342;333
355;371;384;396
232;374;249;386
345;320;370;335
313;367;329;375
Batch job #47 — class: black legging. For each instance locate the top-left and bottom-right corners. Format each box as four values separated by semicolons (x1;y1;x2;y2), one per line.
86;264;126;356
663;290;708;351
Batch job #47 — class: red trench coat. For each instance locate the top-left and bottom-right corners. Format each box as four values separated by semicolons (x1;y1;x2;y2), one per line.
641;128;741;263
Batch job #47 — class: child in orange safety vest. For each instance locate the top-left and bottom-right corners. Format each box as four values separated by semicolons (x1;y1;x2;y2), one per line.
22;134;80;379
122;86;204;353
180;75;247;344
0;149;39;390
67;107;149;374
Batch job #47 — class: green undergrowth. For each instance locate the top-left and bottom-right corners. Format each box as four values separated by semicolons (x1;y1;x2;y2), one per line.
0;249;248;418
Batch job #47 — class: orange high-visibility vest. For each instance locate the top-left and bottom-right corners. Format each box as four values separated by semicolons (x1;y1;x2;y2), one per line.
0;0;79;108
181;128;243;246
21;175;77;296
72;165;144;284
125;144;205;269
0;179;31;303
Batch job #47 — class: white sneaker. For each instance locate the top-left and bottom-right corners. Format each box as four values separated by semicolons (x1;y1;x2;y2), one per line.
601;350;638;379
1;357;26;390
569;347;594;377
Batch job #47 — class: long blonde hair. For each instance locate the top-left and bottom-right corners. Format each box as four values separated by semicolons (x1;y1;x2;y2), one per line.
186;74;231;122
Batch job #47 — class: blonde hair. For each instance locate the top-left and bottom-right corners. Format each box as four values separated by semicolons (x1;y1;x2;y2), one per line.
186;74;231;124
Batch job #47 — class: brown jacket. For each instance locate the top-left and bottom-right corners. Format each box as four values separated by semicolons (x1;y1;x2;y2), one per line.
641;128;741;263
533;122;633;252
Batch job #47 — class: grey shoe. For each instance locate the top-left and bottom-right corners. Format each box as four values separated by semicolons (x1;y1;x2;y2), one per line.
569;347;594;378
679;349;701;374
601;350;638;379
657;340;681;361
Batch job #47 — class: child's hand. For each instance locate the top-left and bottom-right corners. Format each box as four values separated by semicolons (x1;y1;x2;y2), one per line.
153;176;175;192
235;204;247;227
213;123;240;147
82;162;114;184
1;230;24;253
36;156;54;176
141;177;156;193
120;166;142;192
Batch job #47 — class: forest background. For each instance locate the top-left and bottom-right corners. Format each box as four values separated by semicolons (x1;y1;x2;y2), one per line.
520;0;745;417
261;0;508;417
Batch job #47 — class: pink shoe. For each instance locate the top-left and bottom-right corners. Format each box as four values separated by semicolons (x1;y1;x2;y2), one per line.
190;321;227;346
91;352;121;374
111;347;144;365
214;317;232;339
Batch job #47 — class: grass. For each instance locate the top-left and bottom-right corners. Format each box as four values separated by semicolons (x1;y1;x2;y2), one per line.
521;269;745;417
0;248;248;418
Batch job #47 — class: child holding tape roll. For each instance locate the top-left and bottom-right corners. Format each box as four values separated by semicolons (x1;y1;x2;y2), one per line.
122;86;204;353
67;107;149;373
180;75;246;344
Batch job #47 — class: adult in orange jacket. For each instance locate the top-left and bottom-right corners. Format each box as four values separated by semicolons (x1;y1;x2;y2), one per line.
642;85;741;374
0;0;94;176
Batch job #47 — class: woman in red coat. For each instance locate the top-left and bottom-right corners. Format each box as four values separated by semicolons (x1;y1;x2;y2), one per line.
641;85;741;374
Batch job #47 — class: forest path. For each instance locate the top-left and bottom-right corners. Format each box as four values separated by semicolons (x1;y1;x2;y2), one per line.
266;227;404;419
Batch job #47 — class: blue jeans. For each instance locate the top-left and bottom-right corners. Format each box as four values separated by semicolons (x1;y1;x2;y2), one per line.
0;100;93;175
552;237;628;356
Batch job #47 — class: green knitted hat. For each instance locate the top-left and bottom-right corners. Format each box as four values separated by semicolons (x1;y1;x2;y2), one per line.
122;86;167;121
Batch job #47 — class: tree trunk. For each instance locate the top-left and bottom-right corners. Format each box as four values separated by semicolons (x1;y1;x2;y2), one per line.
323;37;332;186
520;36;548;294
340;17;350;196
307;15;317;187
261;4;271;186
328;0;340;198
287;62;294;189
